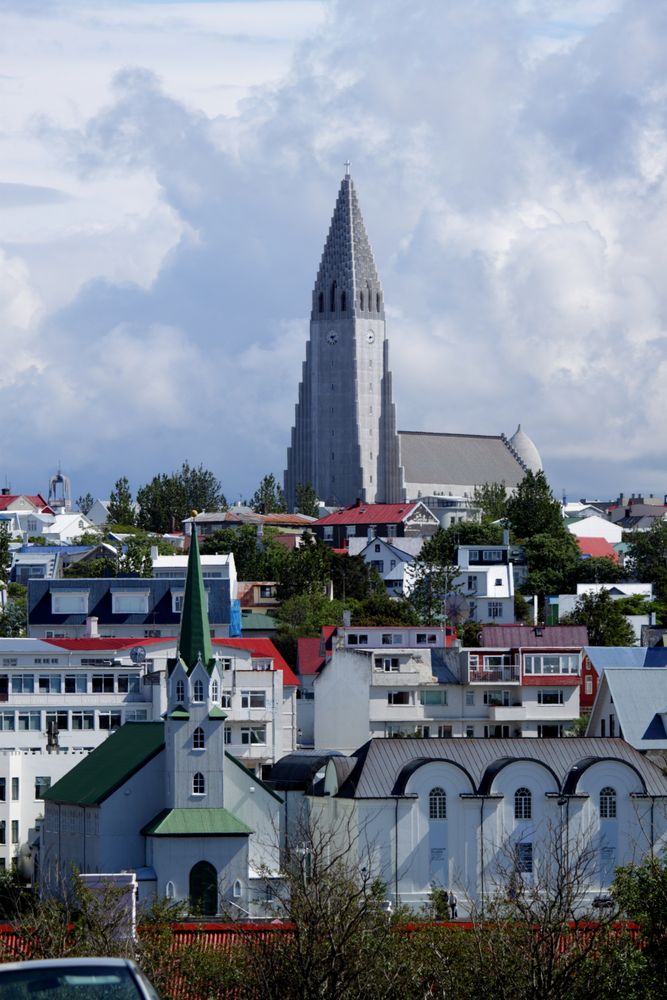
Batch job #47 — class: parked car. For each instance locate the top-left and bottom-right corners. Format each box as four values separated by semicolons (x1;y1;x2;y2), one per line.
0;957;159;998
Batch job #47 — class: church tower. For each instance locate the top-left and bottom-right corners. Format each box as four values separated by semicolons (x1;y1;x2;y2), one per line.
284;169;403;509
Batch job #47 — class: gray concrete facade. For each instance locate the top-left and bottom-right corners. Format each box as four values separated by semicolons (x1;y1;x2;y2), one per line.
285;172;403;509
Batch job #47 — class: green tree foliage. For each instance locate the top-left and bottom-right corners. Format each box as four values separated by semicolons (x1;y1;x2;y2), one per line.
137;463;226;533
473;481;509;522
506;469;564;539
295;481;319;518
625;521;667;603
561;588;636;646
199;524;287;580
612;853;667;998
407;559;459;625
0;599;26;637
514;592;532;624
522;531;581;600
419;523;505;567
571;556;626;586
0;522;11;585
250;473;287;514
75;492;94;515
107;476;136;526
277;535;332;600
458;620;481;646
330;552;382;601
274;593;352;633
352;593;420;626
118;536;153;577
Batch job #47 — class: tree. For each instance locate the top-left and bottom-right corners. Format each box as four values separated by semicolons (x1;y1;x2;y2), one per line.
107;476;136;526
522;531;581;601
561;588;636;646
199;524;286;580
250;473;287;515
118;536;152;577
330;552;382;601
295;481;319;518
352;594;420;626
506;470;564;539
613;852;667;998
419;522;504;567
136;463;226;533
473;481;508;522
274;594;352;634
625;521;667;603
276;535;332;601
571;556;626;586
75;492;94;515
0;522;11;585
407;559;459;625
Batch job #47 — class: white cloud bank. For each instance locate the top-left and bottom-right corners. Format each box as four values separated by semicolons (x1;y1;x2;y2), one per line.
1;0;667;502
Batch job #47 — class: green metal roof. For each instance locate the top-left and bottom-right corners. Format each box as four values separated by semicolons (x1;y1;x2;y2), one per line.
169;707;190;719
43;723;165;806
178;526;214;673
240;612;278;632
208;706;228;719
141;808;252;837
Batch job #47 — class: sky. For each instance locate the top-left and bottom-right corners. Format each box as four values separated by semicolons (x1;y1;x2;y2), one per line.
1;0;667;506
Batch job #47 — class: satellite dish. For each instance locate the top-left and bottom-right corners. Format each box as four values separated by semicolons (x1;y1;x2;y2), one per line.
444;593;470;625
130;645;146;664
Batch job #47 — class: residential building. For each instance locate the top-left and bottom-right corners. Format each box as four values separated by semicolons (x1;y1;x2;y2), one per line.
414;493;481;528
10;543;118;584
586;668;667;752
270;737;667;915
27;577;242;640
349;536;421;597
313;501;439;549
454;542;515;624
565;514;623;545
39;527;285;916
237;581;279;615
581;645;667;713
183;508;315;539
312;626;584;753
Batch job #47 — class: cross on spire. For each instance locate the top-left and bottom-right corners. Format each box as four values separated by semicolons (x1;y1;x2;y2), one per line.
344;159;351;176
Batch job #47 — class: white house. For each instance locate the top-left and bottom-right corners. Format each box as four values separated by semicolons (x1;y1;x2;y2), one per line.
566;515;623;545
453;543;515;624
586;668;667;750
270;737;667;916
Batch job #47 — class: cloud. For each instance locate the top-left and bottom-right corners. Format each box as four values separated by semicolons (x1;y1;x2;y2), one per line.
1;0;667;504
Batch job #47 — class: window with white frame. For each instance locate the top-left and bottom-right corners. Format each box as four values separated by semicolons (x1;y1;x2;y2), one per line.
375;656;399;672
65;674;87;694
211;679;219;702
585;675;593;695
487;601;503;618
51;591;89;615
111;591;150;615
516;842;533;873
192;772;205;794
193;727;205;750
428;787;447;820
387;691;411;706
537;689;564;705
45;711;68;731
193;679;204;702
34;777;51;800
420;689;447;706
524;654;579;675
92;674;114;693
600;787;617;819
18;711;40;731
221;693;232;709
72;711;94;730
176;679;185;702
240;726;266;745
514;787;532;820
117;674;140;694
465;691;475;706
241;690;266;709
0;713;14;731
12;674;35;693
438;724;453;737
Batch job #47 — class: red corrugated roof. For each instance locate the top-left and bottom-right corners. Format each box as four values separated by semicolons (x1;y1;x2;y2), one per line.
314;502;419;526
576;537;619;563
44;637;171;650
480;625;589;648
214;637;298;686
297;637;325;675
0;494;51;512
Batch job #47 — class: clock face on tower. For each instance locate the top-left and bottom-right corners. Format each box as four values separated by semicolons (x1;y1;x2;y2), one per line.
366;329;375;344
327;330;339;345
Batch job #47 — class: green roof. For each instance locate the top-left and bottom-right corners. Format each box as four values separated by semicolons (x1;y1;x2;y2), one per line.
240;612;278;632
169;707;190;719
43;723;165;806
178;526;214;673
208;706;228;719
141;808;252;837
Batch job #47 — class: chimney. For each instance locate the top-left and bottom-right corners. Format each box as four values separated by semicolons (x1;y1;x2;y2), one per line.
85;616;99;638
0;488;9;496
502;528;510;546
150;545;158;561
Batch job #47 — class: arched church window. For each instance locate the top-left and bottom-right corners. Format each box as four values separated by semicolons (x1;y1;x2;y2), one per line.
193;679;204;703
600;787;617;819
429;787;447;820
514;787;532;820
193;727;205;750
189;861;217;916
211;679;219;702
360;290;364;310
165;881;175;899
233;879;242;898
330;281;337;312
176;679;185;702
318;291;324;313
193;772;205;795
341;290;346;311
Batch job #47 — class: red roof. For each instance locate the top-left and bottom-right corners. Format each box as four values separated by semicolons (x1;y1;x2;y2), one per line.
214;637;298;686
480;625;589;648
314;502;421;526
44;637;171;651
0;494;51;512
576;537;619;563
297;637;325;675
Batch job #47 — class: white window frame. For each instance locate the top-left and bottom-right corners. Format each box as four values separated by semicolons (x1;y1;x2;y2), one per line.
111;591;150;615
51;591;90;615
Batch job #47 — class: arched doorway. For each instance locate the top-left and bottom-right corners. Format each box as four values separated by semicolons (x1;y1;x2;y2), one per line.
189;861;218;916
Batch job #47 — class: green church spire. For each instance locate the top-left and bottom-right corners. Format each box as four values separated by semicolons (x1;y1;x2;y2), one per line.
178;516;214;673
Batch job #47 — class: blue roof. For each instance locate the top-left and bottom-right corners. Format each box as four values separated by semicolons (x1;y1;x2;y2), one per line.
17;545;97;555
584;646;667;674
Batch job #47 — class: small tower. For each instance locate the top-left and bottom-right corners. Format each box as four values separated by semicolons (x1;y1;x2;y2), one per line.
47;466;72;513
165;519;226;810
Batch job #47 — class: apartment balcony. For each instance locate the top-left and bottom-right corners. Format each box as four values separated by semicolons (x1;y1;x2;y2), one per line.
469;666;520;684
488;704;525;722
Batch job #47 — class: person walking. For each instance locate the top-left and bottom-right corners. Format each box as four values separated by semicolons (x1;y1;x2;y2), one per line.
449;889;458;919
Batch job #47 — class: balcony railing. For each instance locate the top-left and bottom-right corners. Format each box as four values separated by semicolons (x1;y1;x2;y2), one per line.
469;666;520;684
